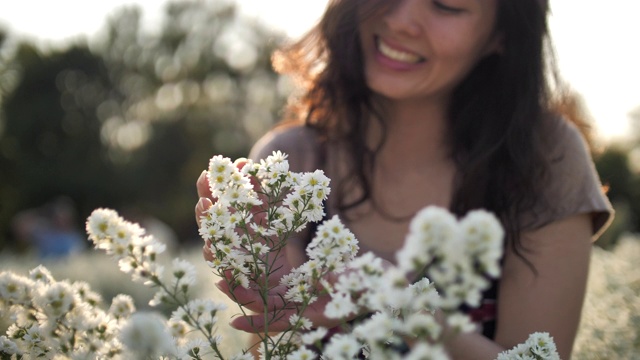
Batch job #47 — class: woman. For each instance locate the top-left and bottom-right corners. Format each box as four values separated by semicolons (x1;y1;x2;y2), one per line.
196;0;612;358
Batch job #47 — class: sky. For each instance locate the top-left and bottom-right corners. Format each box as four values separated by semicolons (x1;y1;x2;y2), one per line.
0;0;639;143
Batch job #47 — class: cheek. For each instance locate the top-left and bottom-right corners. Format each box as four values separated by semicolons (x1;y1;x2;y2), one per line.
434;30;494;68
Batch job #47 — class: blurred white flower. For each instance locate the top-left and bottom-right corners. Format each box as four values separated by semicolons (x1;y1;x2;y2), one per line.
300;327;328;346
288;347;317;360
0;335;20;355
119;311;176;358
323;334;361;359
325;292;358;319
33;281;75;319
109;294;136;319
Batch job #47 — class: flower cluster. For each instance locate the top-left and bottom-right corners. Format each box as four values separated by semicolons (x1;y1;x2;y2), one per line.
0;208;237;359
573;234;640;358
0;151;563;360
293;207;505;359
497;332;560;360
199;152;330;291
0;264;127;358
86;208;234;359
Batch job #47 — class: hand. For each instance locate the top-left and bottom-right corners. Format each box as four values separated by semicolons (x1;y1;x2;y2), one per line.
215;256;396;333
195;169;216;262
215;276;347;333
195;162;292;286
195;161;265;262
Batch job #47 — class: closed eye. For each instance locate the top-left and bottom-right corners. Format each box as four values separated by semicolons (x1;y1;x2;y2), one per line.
432;0;465;14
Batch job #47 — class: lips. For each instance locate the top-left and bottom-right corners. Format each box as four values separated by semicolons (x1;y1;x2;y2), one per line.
376;37;426;64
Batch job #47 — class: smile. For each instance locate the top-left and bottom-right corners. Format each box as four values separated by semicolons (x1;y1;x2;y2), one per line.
376;37;426;64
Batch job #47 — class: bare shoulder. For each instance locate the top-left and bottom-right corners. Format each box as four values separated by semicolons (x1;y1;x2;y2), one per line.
249;124;322;173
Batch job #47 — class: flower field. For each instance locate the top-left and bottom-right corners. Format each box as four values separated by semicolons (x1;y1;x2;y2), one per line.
1;233;638;358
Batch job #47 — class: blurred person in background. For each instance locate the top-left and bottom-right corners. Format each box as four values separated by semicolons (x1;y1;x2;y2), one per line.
12;196;86;260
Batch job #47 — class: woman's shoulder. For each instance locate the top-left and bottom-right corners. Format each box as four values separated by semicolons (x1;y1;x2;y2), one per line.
525;116;613;237
542;115;591;162
249;123;323;172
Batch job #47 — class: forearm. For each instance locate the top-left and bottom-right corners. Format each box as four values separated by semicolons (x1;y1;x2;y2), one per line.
444;331;505;360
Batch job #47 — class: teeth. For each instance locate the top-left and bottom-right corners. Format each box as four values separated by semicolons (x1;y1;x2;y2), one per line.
378;39;423;64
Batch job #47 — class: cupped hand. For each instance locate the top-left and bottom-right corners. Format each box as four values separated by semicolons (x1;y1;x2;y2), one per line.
215;278;346;333
195;160;292;286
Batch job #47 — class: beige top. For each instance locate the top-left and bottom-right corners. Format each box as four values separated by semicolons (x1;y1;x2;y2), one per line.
249;118;614;240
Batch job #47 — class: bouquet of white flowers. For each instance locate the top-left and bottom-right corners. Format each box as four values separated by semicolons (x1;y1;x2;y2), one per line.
0;151;559;359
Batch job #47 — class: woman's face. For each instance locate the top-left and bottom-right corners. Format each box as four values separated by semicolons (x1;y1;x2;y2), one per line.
358;0;501;103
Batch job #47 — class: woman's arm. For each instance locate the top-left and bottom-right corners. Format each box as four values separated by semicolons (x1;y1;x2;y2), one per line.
445;212;592;359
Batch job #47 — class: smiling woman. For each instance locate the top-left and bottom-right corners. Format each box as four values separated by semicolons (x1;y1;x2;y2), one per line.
0;0;637;141
358;0;501;101
195;0;614;359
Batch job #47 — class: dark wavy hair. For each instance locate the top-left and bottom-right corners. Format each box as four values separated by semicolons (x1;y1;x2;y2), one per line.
274;0;574;262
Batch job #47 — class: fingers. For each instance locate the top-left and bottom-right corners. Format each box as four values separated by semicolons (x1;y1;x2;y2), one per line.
196;170;213;199
202;239;214;262
229;297;334;333
216;280;293;313
230;313;291;333
195;196;213;225
216;278;344;333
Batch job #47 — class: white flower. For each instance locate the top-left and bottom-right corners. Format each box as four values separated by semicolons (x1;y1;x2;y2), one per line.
167;318;190;339
350;252;385;276
323;334;361;359
288;347;317;360
334;271;366;295
86;208;121;242
266;150;288;165
300;327;328;345
0;335;19;355
71;281;103;307
325;292;358;319
403;312;441;339
352;312;396;343
208;155;235;192
306;215;358;264
22;324;44;345
404;343;449;360
460;209;504;246
109;294;136;319
398;206;459;272
289;314;313;330
171;258;197;285
527;332;559;359
119;312;175;358
230;351;256;360
446;313;476;334
28;265;55;284
181;338;211;358
33;281;75;319
0;271;34;304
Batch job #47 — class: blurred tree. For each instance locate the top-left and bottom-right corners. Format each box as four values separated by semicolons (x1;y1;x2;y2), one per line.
593;145;640;248
0;0;288;251
0;42;121;251
91;1;287;242
590;105;640;247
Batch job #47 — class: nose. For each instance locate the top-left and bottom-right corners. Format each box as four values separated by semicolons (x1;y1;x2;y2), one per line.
383;0;422;37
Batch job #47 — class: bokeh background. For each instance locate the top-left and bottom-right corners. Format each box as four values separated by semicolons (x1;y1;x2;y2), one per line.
0;0;639;357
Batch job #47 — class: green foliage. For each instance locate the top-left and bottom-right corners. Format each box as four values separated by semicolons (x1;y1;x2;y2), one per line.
0;0;288;250
594;144;640;248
